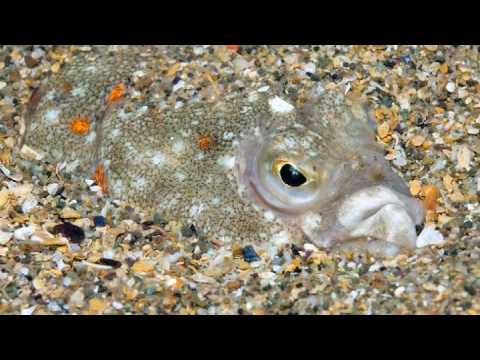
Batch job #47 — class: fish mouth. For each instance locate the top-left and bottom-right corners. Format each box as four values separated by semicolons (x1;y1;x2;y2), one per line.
336;185;425;250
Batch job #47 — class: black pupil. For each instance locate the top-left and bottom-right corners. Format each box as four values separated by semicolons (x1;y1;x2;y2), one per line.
280;164;307;187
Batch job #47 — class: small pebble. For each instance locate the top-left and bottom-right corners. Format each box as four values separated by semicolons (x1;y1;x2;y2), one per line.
98;258;122;268
47;183;62;196
93;215;106;227
52;222;85;244
446;82;456;93
242;245;260;263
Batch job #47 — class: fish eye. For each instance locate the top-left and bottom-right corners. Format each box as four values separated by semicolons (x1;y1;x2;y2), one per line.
278;163;307;187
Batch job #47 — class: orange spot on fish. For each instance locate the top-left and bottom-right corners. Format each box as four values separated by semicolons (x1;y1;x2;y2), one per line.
107;83;126;105
197;135;213;150
63;82;73;94
94;164;108;194
69;116;91;135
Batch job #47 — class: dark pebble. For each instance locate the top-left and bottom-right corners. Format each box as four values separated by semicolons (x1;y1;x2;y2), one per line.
384;59;397;69
464;284;476;296
141;220;154;229
181;224;198;238
463;220;473;229
98;258;122;269
52;222;85;244
93;215;106;227
125;257;136;267
330;72;339;81
153;212;168;226
416;115;429;129
131;231;143;243
400;55;413;64
381;96;393;108
172;76;181;85
24;55;39;68
291;244;302;256
242;245;260;263
307;72;321;81
466;79;477;87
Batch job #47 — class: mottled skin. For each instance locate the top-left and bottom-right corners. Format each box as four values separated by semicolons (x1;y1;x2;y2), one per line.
23;47;424;254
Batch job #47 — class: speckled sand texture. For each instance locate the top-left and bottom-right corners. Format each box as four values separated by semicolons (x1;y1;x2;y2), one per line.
0;45;479;314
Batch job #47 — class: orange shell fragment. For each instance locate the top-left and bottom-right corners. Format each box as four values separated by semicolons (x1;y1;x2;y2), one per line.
94;164;108;194
69;116;91;135
423;185;440;211
225;45;240;52
107;83;126;105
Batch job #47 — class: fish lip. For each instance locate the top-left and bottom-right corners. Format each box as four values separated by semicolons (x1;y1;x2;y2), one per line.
338;185;424;228
337;185;425;249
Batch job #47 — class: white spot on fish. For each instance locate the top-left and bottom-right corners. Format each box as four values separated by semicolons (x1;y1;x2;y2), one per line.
223;132;235;141
175;172;186;181
283;136;297;149
43;109;60;125
151;151;167;167
189;203;206;218
46;90;56;101
85;65;97;73
118;109;130;120
217;155;236;171
111;128;121;138
133;176;146;190
71;86;86;97
171;140;185;155
136;106;148;117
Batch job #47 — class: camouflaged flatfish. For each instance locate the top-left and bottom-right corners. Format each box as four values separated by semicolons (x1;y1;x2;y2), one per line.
22;47;424;256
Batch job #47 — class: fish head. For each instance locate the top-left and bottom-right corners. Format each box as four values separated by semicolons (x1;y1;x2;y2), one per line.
236;95;425;255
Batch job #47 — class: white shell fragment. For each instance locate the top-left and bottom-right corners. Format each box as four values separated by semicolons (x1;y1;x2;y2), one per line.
0;163;23;181
416;226;445;248
20;145;44;161
14;225;35;241
47;183;61;196
0;231;12;245
268;96;294;114
21;194;38;214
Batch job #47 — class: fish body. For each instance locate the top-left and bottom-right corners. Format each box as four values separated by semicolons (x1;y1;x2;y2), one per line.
23;48;424;255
